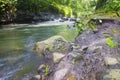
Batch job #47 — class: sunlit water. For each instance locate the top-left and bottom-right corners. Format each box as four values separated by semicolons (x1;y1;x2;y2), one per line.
0;24;78;80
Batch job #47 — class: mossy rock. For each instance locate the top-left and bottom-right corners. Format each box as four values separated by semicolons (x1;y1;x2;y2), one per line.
33;35;68;56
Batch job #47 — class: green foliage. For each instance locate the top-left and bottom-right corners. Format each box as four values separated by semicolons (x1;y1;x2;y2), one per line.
106;37;118;48
96;0;107;10
96;0;120;13
0;0;17;21
45;65;50;75
1;0;120;22
69;0;96;17
76;20;89;34
0;0;97;21
103;0;120;11
51;2;73;17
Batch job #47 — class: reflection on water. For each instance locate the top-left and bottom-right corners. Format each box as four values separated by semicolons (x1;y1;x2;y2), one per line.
0;25;78;80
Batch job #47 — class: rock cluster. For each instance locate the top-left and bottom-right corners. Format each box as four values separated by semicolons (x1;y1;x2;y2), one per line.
32;19;120;80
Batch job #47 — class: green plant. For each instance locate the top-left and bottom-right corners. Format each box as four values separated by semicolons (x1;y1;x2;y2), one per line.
0;0;97;22
76;20;89;35
45;65;50;75
96;0;120;17
106;37;118;48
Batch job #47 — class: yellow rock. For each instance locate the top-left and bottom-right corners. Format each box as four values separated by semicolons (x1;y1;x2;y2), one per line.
104;69;120;80
104;57;119;65
65;73;77;80
31;75;41;80
53;52;65;63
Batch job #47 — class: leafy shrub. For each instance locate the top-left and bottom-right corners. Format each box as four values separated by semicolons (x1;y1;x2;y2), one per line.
0;0;17;21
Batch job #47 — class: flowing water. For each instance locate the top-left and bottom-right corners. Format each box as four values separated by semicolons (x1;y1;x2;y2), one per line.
0;24;78;80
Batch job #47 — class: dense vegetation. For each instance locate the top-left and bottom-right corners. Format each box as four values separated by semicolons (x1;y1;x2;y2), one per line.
0;0;96;22
0;0;17;21
96;0;120;17
0;0;120;23
96;0;120;11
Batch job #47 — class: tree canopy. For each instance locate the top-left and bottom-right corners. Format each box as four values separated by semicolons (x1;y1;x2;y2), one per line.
0;0;120;22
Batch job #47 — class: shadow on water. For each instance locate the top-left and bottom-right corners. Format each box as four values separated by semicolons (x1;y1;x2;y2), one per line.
0;24;78;80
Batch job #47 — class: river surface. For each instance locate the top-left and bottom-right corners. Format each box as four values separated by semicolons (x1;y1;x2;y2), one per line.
0;24;78;80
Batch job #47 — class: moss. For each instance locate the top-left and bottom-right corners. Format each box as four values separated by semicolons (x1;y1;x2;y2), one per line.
89;23;97;30
72;58;82;65
112;28;120;36
59;27;78;42
105;37;118;48
71;54;83;65
112;28;118;34
89;11;120;19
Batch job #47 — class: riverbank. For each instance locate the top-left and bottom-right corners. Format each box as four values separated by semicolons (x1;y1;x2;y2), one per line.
33;18;120;80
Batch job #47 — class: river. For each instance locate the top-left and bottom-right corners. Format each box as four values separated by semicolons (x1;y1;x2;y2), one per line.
0;23;78;80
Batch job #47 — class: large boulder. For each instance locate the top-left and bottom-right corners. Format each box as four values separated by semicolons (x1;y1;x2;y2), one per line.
33;35;69;56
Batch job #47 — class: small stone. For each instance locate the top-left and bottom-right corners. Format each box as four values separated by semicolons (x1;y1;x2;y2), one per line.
65;73;77;80
104;57;119;65
53;52;65;63
54;68;69;80
30;75;41;80
38;64;46;74
72;45;80;49
81;45;88;50
41;75;46;80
